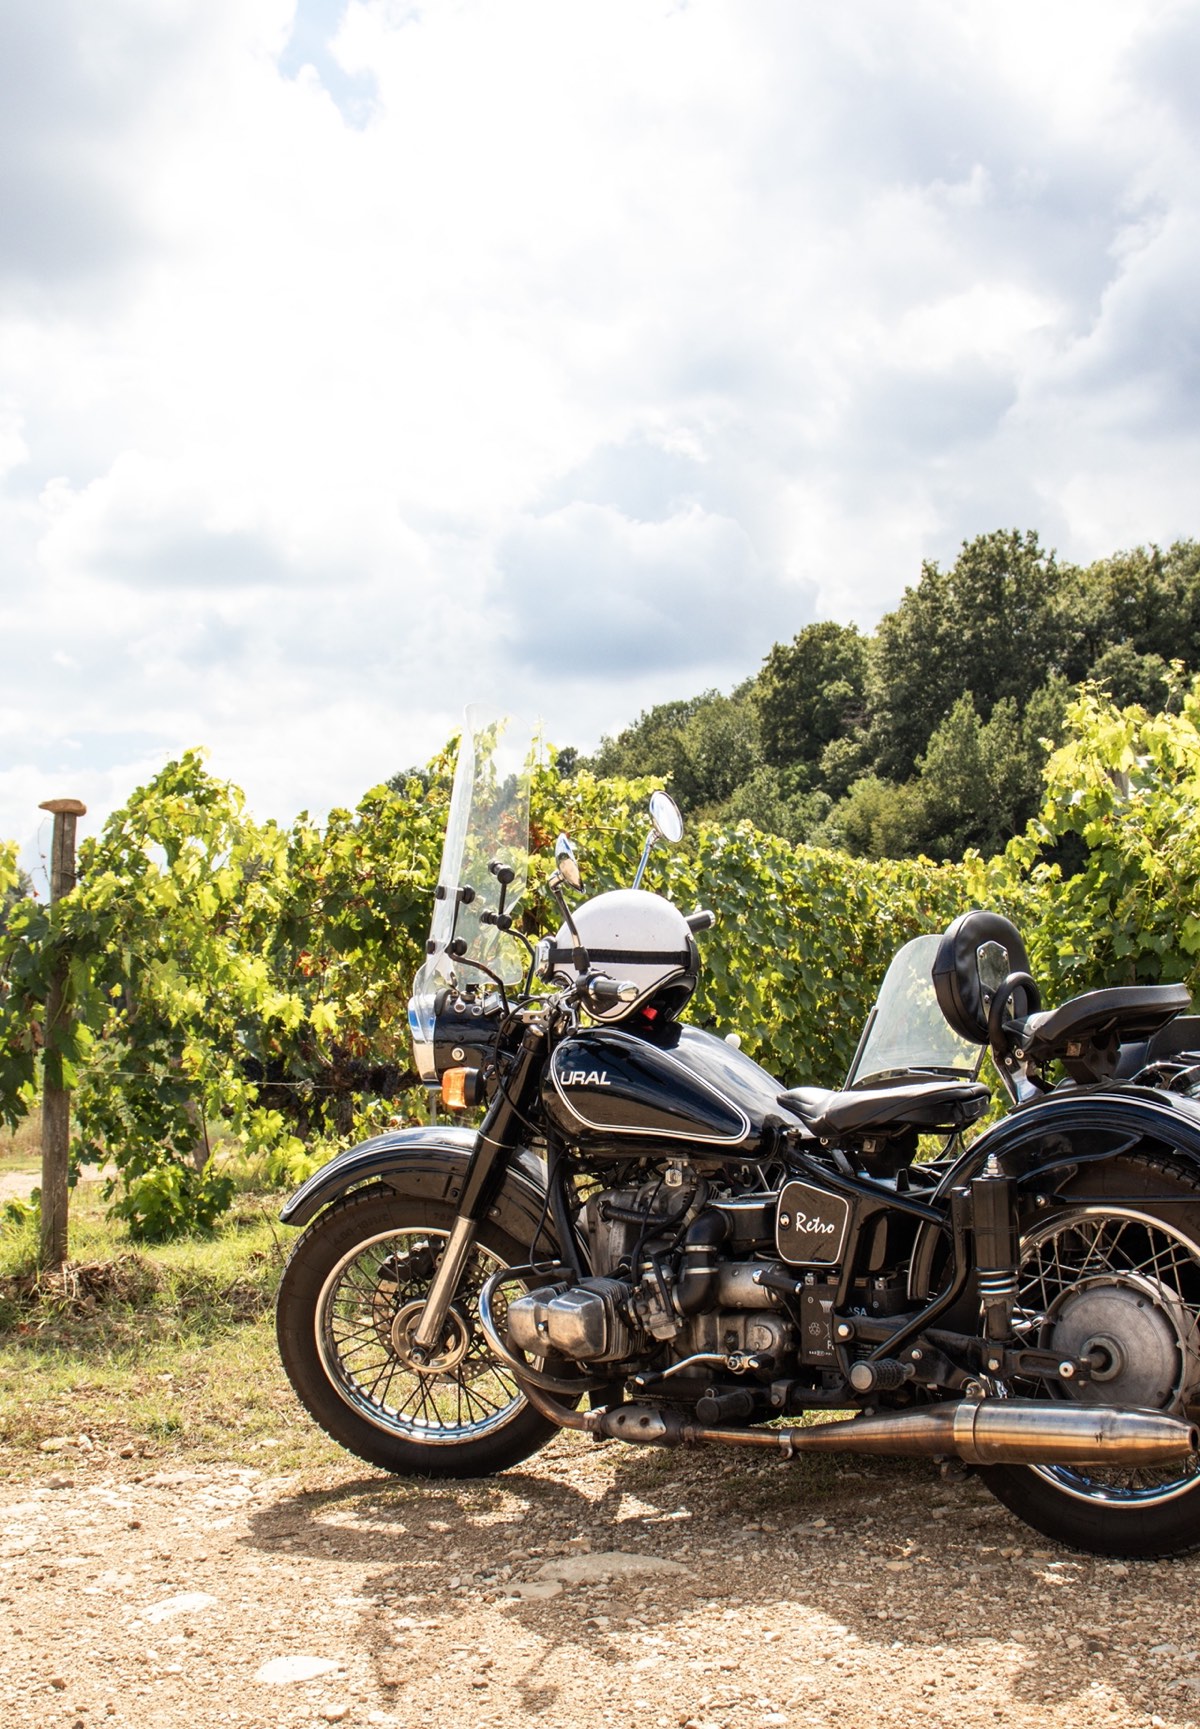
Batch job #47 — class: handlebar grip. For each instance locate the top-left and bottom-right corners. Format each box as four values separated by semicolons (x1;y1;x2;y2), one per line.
686;909;716;932
589;977;638;1005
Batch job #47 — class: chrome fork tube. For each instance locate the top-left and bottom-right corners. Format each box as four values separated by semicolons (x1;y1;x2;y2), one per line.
409;1214;479;1357
408;1019;548;1364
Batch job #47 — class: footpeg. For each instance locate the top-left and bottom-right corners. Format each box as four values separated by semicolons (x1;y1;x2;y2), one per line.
849;1358;916;1394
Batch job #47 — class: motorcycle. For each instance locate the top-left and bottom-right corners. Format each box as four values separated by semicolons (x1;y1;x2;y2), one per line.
276;710;1200;1558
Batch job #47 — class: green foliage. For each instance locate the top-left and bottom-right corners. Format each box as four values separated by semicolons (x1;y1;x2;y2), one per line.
108;1163;237;1243
1003;676;1200;999
646;823;967;1083
2;1193;37;1230
583;687;761;814
0;750;450;1240
913;690;1057;860
1060;540;1200;682
757;621;868;774
0;850;29;925
7;585;1200;1252
815;775;927;861
869;528;1065;782
564;528;1194;861
721;766;832;846
1087;642;1171;711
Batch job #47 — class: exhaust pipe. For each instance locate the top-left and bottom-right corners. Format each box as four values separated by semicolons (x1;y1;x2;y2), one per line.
779;1399;1199;1467
522;1384;1198;1467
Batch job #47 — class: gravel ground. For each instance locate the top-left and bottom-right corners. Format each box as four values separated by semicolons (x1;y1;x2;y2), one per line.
3;1429;1199;1729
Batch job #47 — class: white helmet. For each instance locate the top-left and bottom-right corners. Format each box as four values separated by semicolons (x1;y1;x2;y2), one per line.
551;889;698;1023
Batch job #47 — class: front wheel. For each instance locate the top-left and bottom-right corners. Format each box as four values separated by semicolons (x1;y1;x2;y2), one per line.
276;1188;558;1476
979;1155;1200;1556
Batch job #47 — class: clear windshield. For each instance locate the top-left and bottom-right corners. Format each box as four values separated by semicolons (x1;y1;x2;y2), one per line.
847;934;982;1086
408;709;538;1066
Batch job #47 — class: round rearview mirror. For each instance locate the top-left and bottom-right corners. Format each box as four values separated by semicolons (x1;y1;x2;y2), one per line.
554;834;583;891
649;790;684;845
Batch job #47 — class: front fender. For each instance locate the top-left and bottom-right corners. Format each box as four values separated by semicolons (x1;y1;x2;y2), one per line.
279;1125;552;1250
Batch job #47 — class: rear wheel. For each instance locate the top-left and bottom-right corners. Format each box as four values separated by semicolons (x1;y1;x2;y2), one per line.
979;1156;1200;1556
276;1189;557;1476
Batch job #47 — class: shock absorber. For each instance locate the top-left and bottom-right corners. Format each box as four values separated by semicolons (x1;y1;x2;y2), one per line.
971;1155;1019;1342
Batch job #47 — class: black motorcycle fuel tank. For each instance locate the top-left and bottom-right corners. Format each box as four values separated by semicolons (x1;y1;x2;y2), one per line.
542;1022;789;1159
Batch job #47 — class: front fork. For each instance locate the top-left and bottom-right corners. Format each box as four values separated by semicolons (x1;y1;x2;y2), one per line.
407;1020;547;1362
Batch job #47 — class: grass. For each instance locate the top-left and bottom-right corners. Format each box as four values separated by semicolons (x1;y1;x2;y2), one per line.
0;1181;346;1477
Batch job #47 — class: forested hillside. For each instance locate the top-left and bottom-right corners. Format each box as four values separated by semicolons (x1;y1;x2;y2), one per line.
575;531;1200;860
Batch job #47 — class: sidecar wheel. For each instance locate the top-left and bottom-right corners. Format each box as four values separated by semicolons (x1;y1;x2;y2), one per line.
978;1155;1200;1557
276;1189;558;1477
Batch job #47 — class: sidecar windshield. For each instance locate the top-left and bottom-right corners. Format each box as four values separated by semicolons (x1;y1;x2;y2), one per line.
408;709;538;1069
848;934;983;1086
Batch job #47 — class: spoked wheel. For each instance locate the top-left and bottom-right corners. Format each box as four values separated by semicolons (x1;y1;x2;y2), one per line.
980;1157;1200;1556
276;1190;557;1476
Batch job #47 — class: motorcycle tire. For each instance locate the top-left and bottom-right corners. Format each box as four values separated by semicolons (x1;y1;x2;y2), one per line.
978;1153;1200;1557
276;1186;558;1477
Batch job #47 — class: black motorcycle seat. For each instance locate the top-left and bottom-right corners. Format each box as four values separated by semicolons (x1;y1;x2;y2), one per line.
777;1078;991;1140
1017;984;1190;1063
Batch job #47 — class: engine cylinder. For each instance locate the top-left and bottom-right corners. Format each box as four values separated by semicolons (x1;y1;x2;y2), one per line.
506;1276;639;1362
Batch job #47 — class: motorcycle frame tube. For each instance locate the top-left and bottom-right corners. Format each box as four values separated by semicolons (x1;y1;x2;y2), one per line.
545;1139;588;1279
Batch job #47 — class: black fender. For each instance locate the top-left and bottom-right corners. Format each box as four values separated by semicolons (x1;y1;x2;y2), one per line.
908;1084;1200;1302
278;1125;554;1253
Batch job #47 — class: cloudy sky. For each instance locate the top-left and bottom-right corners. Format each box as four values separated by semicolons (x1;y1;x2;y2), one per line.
2;0;1198;874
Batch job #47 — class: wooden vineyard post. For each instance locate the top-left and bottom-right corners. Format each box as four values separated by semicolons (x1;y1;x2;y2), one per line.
38;797;86;1268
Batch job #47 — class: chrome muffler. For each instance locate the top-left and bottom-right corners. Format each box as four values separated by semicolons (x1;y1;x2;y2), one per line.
523;1383;1198;1466
778;1399;1199;1466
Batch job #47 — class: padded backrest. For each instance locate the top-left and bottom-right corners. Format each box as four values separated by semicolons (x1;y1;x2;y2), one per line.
932;910;1033;1044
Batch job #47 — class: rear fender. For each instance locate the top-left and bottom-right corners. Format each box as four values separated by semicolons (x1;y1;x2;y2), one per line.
938;1086;1200;1193
907;1085;1200;1303
279;1125;554;1252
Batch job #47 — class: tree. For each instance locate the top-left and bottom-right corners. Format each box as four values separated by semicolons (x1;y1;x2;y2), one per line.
585;686;760;813
870;529;1066;780
1060;540;1200;681
1088;643;1171;711
817;775;928;860
721;766;832;845
915;694;1031;858
756;621;868;775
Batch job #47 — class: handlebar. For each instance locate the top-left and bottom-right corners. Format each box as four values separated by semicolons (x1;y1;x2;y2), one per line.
588;976;639;1007
686;908;716;933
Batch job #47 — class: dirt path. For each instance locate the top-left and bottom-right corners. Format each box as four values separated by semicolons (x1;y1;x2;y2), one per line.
0;1168;46;1204
0;1165;109;1205
3;1433;1199;1729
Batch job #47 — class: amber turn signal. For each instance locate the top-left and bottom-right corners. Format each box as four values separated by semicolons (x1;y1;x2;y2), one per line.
441;1067;481;1111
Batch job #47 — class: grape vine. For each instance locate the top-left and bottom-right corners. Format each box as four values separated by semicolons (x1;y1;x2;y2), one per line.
4;681;1200;1242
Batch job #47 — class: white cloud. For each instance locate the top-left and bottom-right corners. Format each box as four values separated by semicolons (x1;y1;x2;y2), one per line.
0;0;1198;858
